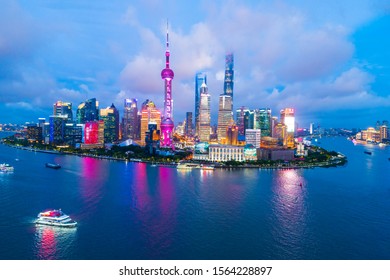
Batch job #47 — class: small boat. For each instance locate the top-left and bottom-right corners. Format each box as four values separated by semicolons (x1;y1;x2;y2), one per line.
0;163;14;173
364;151;372;155
45;163;61;169
177;162;201;169
36;209;77;227
201;165;215;170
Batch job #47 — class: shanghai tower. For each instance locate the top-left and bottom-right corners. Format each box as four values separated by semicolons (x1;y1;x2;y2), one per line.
160;23;175;148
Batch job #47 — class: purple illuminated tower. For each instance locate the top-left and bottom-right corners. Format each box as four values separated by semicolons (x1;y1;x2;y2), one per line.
160;23;175;148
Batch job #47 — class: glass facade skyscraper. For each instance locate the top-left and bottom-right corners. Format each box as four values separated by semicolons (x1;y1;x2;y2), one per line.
76;98;99;124
194;72;207;137
123;98;139;140
217;95;233;143
53;101;73;122
100;103;120;143
223;53;234;111
199;82;211;142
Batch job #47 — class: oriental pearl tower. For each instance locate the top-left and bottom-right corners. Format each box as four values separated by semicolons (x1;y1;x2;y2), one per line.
160;22;175;148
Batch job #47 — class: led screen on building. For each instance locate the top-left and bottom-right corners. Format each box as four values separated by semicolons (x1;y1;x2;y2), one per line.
194;142;209;154
244;147;257;161
285;116;295;133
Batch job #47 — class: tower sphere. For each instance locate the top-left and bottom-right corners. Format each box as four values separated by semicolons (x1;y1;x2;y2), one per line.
161;68;174;79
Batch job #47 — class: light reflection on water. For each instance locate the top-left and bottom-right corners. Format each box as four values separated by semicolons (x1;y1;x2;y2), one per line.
271;169;308;258
34;225;77;260
1;135;390;259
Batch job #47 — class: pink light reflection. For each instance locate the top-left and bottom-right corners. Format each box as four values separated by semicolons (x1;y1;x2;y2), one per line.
36;226;57;260
271;169;307;240
78;157;107;217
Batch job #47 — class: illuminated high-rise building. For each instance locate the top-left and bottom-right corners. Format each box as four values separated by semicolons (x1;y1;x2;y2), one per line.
100;104;120;143
76;98;99;124
199;82;211;142
254;108;271;137
185;112;193;137
380;125;388;141
160;23;175;148
217;95;233;143
224;53;234;110
226;124;238;146
236;107;250;141
245;129;261;148
280;108;295;148
123;98;139;140
53;101;73;122
194;72;207;136
140;100;161;146
49;115;67;145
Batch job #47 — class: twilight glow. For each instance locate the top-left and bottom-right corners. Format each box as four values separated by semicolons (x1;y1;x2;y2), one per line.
0;0;390;128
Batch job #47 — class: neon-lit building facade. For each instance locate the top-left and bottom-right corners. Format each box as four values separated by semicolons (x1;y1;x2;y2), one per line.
160;23;175;148
280;108;295;148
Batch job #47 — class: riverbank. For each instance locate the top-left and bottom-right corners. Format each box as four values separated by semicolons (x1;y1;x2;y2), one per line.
1;139;347;170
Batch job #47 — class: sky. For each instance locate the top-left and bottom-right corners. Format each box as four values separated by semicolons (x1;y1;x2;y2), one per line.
0;0;390;128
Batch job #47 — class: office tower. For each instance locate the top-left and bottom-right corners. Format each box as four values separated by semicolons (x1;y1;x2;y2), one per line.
53;101;73;122
380;125;388;141
123;98;139;140
49;115;67;145
217;95;233;143
199;82;211;142
194;72;207;136
280;108;295;148
226;124;238;145
84;121;104;144
99;104;120;143
38;118;46;139
245;129;261;148
273;123;287;147
76;98;99;124
271;116;278;137
145;123;161;154
185;112;193;137
64;123;83;146
26;124;42;143
254;108;271;137
140;100;161;146
236;107;250;141
224;53;234;110
160;23;175;148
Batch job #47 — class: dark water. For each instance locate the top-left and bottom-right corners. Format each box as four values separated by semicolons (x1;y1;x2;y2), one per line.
0;134;389;260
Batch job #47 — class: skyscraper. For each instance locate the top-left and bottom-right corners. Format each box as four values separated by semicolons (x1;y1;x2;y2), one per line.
280;108;295;148
123;98;139;140
160;23;175;148
140;100;161;146
217;95;233;143
199;82;211;142
100;104;120;143
224;53;234;110
185;112;193;137
217;54;235;144
254;108;271;137
53;101;73;122
236;107;249;140
76;98;99;124
194;72;207;136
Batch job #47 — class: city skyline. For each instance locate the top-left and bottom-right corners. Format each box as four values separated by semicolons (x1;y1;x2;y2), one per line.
1;0;390;128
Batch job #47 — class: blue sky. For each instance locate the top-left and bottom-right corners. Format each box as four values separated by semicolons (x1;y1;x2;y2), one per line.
0;0;389;128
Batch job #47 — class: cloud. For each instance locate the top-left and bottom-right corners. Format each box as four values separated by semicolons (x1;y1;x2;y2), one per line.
0;0;389;127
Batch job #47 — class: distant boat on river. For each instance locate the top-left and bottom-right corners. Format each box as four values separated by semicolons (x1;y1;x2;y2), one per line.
45;163;61;169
